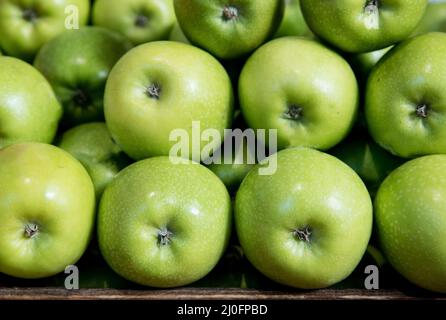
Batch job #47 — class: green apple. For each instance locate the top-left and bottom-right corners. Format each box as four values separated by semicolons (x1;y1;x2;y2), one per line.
0;0;90;61
0;57;62;148
330;129;403;196
104;41;234;160
34;27;130;127
235;147;373;289
274;0;312;38
98;156;232;287
300;0;428;53
239;37;358;151
413;0;446;35
375;155;446;293
174;0;285;60
366;32;446;158
58;122;132;199
0;143;95;279
92;0;175;45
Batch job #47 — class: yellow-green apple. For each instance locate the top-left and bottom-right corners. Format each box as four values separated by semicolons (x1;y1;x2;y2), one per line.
366;32;446;158
375;155;446;293
98;156;232;287
58;122;132;199
34;27;130;127
92;0;175;45
0;57;62;148
0;0;90;61
174;0;285;60
0;143;95;279
235;147;373;289
239;37;358;151
104;41;234;160
300;0;428;53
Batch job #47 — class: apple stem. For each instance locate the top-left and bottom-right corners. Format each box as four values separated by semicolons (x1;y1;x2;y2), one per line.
222;6;239;21
22;8;38;22
158;228;173;246
283;105;303;120
416;104;429;118
147;83;162;100
24;223;39;239
135;14;149;28
293;226;312;243
364;0;379;30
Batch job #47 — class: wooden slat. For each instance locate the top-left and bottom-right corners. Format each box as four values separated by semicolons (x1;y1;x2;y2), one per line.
0;288;444;300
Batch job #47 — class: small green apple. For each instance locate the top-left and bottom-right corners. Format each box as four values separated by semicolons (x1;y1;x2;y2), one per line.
92;0;175;45
104;41;234;160
0;0;90;61
34;27;130;126
300;0;428;53
330;129;403;195
174;0;285;60
239;37;358;151
413;0;446;35
235;147;373;289
274;0;312;38
98;156;232;287
0;57;62;148
366;32;446;158
375;155;446;293
58;122;132;199
0;143;95;279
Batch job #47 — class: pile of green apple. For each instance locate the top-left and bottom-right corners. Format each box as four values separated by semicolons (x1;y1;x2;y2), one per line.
1;0;446;294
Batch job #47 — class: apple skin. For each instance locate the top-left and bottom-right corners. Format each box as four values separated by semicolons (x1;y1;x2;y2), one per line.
92;0;175;45
366;32;446;158
58;122;133;199
98;157;232;287
104;41;234;160
330;129;403;196
34;27;131;127
174;0;285;60
235;147;372;289
239;37;358;151
0;57;62;148
413;1;446;35
0;0;90;61
0;143;95;279
169;23;189;44
274;0;312;38
300;0;428;53
375;155;446;293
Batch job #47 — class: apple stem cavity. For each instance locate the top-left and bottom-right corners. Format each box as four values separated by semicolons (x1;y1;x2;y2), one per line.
293;226;312;243
222;6;239;21
157;228;173;246
135;14;149;28
22;8;38;22
364;0;380;30
72;89;92;108
416;104;429;118
24;223;39;239
146;83;162;100
283;105;303;121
